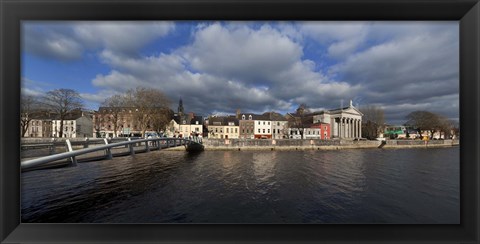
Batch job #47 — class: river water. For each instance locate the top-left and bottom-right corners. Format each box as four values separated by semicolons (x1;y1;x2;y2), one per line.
21;147;459;223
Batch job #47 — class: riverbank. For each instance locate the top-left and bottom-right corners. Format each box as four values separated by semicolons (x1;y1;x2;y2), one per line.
164;138;459;151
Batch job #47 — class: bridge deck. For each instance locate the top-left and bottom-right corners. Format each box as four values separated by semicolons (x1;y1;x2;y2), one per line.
21;138;203;172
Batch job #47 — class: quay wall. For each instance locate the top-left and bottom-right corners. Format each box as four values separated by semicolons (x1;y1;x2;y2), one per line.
22;137;459;151
164;139;458;151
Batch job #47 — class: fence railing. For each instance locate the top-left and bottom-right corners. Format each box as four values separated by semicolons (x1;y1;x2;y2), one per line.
21;137;201;170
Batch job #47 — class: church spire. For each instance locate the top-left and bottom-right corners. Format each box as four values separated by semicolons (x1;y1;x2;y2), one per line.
178;98;184;115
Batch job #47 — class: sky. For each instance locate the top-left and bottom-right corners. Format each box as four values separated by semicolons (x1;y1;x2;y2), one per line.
21;21;459;125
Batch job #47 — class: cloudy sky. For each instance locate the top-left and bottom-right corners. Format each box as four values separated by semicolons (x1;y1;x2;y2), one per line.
22;21;459;124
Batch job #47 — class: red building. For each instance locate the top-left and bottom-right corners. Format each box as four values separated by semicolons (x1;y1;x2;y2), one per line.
310;122;331;139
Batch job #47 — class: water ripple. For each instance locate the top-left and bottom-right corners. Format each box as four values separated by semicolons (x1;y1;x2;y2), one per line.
22;147;459;223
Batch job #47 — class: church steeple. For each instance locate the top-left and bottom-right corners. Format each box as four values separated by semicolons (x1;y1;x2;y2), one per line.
178;98;184;116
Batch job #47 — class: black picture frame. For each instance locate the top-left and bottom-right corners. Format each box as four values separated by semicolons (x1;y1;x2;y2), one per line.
1;0;479;243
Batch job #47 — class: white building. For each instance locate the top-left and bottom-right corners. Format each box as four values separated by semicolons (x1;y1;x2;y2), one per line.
52;112;93;138
313;100;363;139
254;117;272;139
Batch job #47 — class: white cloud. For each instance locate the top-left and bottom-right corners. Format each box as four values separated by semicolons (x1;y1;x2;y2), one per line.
23;21;175;60
300;21;369;58
23;21;459;122
179;23;303;83
88;22;362;115
21;77;53;97
74;21;174;56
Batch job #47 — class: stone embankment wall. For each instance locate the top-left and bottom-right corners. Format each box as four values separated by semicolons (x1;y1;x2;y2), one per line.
21;137;459;151
383;139;459;148
201;139;380;150
200;138;459;150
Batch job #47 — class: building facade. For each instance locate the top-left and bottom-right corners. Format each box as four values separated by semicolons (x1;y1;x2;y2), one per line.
312;100;362;139
52;113;93;138
25;119;53;138
207;116;239;139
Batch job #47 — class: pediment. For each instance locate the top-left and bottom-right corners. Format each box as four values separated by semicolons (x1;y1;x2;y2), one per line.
344;107;363;116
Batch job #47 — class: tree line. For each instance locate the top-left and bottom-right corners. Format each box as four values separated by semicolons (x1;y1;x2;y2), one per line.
360;105;458;140
96;87;172;137
21;87;172;138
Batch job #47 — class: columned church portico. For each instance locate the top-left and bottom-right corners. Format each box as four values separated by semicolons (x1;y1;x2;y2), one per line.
329;101;363;139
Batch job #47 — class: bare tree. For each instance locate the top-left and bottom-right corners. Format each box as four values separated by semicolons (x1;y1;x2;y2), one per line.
360;105;385;140
102;94;126;137
42;89;83;138
288;104;311;139
125;87;171;137
405;111;449;139
151;108;174;135
20;95;37;137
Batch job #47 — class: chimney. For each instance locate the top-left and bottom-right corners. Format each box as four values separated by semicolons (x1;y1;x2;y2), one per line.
236;109;241;119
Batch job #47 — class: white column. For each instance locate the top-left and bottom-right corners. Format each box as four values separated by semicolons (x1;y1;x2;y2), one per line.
357;119;360;138
338;118;341;138
351;119;354;138
358;120;362;138
347;118;352;138
340;119;343;138
347;118;350;138
359;120;362;138
345;118;348;138
354;119;357;138
350;119;353;138
332;118;340;137
355;119;360;137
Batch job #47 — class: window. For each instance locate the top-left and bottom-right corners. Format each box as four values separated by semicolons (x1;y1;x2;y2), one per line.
263;129;265;133
263;121;265;125
242;129;245;133
268;122;270;125
277;122;280;126
258;129;261;133
268;129;270;133
227;128;229;133
215;128;218;133
235;128;238;133
258;121;260;125
278;129;280;134
249;115;252;120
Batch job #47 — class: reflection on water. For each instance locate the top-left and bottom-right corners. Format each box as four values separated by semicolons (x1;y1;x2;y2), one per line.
22;147;459;223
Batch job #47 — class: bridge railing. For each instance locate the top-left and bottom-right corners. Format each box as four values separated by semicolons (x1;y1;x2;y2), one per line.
21;137;199;170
